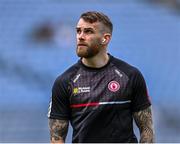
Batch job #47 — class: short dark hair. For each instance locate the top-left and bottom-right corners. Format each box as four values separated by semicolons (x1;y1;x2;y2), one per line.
80;11;113;34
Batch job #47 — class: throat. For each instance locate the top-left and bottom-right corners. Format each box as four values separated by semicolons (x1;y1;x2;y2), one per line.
82;54;109;68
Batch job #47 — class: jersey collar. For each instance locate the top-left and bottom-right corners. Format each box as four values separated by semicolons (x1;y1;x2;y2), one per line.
78;53;112;71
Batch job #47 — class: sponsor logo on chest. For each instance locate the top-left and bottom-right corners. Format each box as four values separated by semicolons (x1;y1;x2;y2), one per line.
73;86;90;94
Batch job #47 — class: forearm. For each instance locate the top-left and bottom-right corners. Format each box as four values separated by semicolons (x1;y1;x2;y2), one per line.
48;118;69;144
140;128;154;143
133;106;155;143
51;138;64;144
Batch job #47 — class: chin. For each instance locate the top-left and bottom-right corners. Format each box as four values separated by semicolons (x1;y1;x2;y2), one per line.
77;52;88;58
76;49;88;58
76;47;98;58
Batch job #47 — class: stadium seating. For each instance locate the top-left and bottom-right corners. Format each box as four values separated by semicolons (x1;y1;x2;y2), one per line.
0;0;179;142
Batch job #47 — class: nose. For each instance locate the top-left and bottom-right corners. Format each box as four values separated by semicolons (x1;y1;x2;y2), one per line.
77;32;85;41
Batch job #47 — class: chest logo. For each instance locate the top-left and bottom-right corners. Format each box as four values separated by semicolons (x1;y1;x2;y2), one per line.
108;81;120;92
73;87;90;94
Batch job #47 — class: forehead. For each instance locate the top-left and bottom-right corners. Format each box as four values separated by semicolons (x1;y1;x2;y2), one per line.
76;18;101;30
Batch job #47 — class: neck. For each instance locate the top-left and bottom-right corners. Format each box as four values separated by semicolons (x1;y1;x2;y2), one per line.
82;52;109;68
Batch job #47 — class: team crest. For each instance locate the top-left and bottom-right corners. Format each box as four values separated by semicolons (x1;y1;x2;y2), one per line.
108;81;120;92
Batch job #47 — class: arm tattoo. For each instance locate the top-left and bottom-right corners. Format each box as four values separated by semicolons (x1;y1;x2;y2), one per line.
48;119;69;143
133;106;155;143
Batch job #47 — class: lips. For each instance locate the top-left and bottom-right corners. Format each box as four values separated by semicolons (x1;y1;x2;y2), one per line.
78;43;87;46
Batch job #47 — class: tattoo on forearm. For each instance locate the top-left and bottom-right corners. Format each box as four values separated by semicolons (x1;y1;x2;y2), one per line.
133;106;155;143
49;119;69;142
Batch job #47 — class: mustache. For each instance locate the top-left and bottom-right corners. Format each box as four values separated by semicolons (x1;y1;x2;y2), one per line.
77;43;88;46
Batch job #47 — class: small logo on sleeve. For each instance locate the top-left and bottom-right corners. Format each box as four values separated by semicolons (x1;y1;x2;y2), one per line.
108;81;120;92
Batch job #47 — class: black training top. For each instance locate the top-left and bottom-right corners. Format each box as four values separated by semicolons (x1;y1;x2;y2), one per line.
48;54;151;143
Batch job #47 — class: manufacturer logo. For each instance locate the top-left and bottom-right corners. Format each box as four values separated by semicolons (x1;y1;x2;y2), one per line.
115;69;123;77
108;81;120;92
73;74;81;83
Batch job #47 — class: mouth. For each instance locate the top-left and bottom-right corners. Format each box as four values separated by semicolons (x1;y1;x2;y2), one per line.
78;43;87;46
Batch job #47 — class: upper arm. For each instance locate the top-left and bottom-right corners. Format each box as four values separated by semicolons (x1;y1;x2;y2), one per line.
131;69;151;112
48;118;69;143
48;76;70;120
133;106;155;143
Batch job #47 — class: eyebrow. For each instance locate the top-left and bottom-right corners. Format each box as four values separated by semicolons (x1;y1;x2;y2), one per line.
76;27;94;30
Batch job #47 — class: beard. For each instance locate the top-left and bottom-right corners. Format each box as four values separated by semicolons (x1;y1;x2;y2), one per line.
76;40;102;58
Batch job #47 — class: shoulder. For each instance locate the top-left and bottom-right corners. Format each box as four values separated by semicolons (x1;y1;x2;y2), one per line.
110;55;142;78
54;61;80;86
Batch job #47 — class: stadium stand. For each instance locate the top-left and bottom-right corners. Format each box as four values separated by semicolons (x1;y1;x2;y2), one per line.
0;0;179;142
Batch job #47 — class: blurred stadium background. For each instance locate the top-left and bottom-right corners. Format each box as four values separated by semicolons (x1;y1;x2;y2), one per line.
0;0;180;142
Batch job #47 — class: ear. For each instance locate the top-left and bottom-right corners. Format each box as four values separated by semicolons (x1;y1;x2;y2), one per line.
102;33;111;45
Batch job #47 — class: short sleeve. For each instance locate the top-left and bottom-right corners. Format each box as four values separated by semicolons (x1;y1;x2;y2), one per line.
131;69;151;112
47;76;70;120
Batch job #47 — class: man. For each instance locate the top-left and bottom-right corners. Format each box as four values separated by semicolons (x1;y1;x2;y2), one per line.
48;11;155;143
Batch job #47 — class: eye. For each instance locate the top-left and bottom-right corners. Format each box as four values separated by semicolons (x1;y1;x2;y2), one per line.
76;29;81;34
84;29;93;34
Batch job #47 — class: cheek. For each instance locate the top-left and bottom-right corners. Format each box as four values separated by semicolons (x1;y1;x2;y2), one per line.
89;37;101;46
93;40;102;50
76;35;79;42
